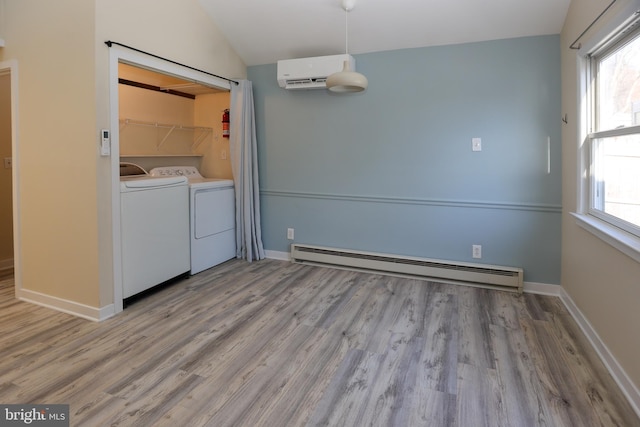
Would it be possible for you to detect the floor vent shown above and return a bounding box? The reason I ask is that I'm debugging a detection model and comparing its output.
[290,244,523,293]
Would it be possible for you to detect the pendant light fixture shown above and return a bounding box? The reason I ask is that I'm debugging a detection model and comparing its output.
[326,0,368,93]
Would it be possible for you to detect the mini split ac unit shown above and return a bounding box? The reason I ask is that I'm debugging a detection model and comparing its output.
[277,54,355,90]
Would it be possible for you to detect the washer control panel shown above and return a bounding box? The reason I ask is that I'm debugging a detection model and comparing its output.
[149,166,203,179]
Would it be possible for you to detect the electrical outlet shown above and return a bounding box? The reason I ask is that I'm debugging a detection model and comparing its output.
[287,228,294,240]
[220,150,227,160]
[472,245,482,259]
[3,157,11,169]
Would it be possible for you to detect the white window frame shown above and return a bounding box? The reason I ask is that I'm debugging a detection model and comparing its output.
[573,8,640,264]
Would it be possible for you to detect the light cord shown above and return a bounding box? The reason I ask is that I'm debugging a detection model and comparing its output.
[345,7,349,54]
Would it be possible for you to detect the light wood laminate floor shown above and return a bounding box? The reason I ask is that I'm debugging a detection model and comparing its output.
[0,259,638,426]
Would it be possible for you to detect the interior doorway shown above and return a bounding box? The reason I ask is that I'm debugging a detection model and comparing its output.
[0,60,20,290]
[0,70,12,276]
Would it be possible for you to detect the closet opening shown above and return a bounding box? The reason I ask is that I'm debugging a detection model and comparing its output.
[108,46,232,314]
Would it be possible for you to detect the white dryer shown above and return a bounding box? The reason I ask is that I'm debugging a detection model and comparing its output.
[150,166,236,274]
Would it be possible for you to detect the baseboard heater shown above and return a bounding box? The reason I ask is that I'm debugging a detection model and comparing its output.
[290,244,523,293]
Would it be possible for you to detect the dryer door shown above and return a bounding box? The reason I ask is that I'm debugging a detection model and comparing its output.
[194,187,235,239]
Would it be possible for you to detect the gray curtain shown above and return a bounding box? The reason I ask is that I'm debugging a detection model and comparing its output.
[229,80,265,262]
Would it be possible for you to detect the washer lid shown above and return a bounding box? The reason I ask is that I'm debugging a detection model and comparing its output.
[120,175,188,191]
[120,162,148,176]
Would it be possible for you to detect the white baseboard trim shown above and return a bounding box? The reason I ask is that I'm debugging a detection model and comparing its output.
[17,288,115,322]
[523,281,561,295]
[265,250,290,261]
[0,258,14,271]
[559,287,640,419]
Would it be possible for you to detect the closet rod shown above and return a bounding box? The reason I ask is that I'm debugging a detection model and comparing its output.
[570,0,617,49]
[104,40,239,85]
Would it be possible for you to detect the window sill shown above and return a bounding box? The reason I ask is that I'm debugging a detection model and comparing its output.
[571,213,640,264]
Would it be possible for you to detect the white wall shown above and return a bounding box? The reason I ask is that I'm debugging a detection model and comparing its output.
[1,0,100,306]
[0,0,245,313]
[118,85,196,155]
[194,92,232,179]
[561,0,640,394]
[118,82,232,178]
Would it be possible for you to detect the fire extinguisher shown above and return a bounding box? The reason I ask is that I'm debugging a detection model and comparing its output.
[222,109,230,138]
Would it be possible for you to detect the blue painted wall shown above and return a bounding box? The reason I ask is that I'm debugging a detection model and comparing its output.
[248,35,561,284]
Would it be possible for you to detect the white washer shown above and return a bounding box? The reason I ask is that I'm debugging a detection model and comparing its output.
[150,167,236,274]
[120,175,190,298]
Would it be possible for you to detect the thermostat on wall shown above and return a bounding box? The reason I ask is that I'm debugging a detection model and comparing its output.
[100,129,110,156]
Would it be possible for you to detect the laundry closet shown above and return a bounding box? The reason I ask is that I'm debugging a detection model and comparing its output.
[117,63,236,300]
[118,63,232,176]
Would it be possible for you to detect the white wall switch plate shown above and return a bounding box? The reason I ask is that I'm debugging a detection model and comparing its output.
[472,138,482,152]
[3,157,11,169]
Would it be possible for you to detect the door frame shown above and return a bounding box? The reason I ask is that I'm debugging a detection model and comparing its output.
[107,46,231,313]
[0,60,20,294]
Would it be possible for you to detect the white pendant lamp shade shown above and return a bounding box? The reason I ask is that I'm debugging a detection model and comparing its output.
[326,0,368,93]
[326,60,368,93]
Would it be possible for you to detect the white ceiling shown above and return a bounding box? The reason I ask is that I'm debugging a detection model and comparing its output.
[198,0,571,67]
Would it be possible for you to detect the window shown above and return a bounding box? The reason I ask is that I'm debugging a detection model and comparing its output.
[587,24,640,238]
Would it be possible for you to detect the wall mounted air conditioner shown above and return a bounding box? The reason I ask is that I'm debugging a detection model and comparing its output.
[277,54,355,90]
